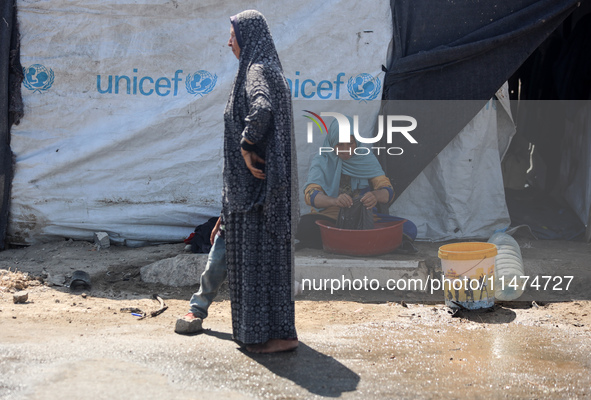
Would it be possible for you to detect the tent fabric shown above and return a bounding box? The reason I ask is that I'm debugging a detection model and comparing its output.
[390,84,516,241]
[385,0,580,101]
[0,0,21,250]
[510,9,591,238]
[514,11,591,196]
[559,104,591,228]
[380,0,580,199]
[9,0,391,245]
[4,0,587,246]
[553,13,591,100]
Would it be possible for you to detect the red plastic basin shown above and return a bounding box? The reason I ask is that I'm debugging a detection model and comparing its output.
[315,219,405,256]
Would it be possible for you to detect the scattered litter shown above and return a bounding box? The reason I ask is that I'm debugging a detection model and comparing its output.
[94,232,111,249]
[13,291,29,304]
[0,269,43,291]
[69,270,91,291]
[120,294,168,320]
[448,308,464,318]
[451,301,470,311]
[47,273,67,287]
[120,307,143,314]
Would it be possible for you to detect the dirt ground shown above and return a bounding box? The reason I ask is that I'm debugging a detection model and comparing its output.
[1,238,591,399]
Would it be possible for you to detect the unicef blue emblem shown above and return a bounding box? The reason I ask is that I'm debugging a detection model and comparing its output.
[347,73,381,101]
[23,64,55,93]
[185,70,217,97]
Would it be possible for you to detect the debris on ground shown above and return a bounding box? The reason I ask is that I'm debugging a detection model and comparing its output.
[0,269,43,292]
[120,294,168,319]
[69,270,92,291]
[93,231,111,249]
[13,291,29,304]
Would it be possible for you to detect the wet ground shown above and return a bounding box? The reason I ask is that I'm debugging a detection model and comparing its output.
[2,295,591,399]
[1,238,591,399]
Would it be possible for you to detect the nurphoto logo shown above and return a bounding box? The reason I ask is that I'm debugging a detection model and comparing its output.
[304,111,418,156]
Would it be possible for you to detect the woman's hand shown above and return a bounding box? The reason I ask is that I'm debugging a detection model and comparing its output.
[333,193,353,208]
[210,217,222,245]
[241,148,266,180]
[360,191,378,209]
[361,188,389,209]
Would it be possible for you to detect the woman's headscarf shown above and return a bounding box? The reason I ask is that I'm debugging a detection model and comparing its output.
[229,11,283,73]
[305,117,385,199]
[222,10,298,236]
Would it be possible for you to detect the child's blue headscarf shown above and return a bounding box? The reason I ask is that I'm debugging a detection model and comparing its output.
[304,117,385,199]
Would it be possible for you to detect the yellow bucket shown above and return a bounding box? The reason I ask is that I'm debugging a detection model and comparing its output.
[438,242,497,310]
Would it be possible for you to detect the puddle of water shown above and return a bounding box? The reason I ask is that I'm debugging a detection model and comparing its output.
[326,321,591,398]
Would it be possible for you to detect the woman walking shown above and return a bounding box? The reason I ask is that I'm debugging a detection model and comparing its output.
[223,10,298,353]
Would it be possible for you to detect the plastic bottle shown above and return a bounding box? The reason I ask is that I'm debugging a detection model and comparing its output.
[487,232,525,301]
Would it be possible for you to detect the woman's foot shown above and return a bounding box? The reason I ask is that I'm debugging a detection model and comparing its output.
[174,312,203,334]
[246,339,299,354]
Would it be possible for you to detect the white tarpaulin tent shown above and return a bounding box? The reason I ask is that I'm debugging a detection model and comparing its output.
[11,0,518,245]
[391,85,516,241]
[11,0,392,245]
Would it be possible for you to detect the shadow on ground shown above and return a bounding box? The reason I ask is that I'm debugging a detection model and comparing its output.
[448,304,517,323]
[241,342,360,397]
[198,329,360,397]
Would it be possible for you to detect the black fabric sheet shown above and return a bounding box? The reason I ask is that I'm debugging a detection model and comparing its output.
[0,0,20,250]
[381,0,580,198]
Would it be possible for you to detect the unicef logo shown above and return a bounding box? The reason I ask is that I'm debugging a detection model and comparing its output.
[23,64,55,93]
[185,70,217,97]
[347,73,381,101]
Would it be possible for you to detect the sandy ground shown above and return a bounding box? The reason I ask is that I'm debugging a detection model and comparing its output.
[1,238,591,399]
